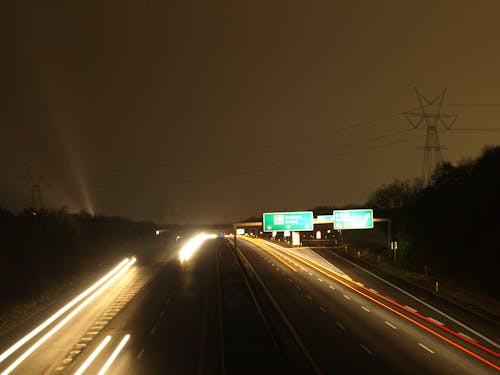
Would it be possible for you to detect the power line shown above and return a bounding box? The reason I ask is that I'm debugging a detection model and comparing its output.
[75,108,418,175]
[65,132,425,191]
[405,87,457,183]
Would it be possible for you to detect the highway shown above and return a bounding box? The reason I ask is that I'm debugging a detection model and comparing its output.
[235,236,500,374]
[0,233,498,374]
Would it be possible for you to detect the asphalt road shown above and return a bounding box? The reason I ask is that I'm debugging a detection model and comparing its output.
[1,234,498,374]
[235,236,499,374]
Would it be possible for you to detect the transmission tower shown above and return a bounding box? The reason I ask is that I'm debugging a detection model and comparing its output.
[404,87,457,182]
[17,174,46,211]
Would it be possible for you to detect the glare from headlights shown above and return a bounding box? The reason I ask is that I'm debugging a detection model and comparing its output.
[179,233,217,261]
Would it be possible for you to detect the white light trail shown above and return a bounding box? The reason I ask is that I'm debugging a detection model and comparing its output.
[74,335,111,375]
[97,334,130,375]
[179,233,217,261]
[1,258,136,375]
[0,258,130,364]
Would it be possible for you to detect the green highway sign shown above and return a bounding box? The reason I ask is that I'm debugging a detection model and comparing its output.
[333,209,374,230]
[263,211,313,232]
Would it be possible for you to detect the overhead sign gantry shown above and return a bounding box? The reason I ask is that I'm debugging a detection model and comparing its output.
[262,211,313,232]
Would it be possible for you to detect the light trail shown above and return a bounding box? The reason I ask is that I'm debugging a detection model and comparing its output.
[1,258,136,375]
[271,241,500,359]
[259,242,500,371]
[241,237,297,272]
[74,335,111,375]
[179,233,217,261]
[97,334,130,375]
[0,258,130,364]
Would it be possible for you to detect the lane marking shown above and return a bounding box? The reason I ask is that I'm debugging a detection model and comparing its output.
[343,294,351,300]
[0,258,131,365]
[404,305,417,312]
[320,306,327,313]
[360,344,372,355]
[160,310,165,318]
[318,278,323,282]
[328,251,500,349]
[356,282,365,287]
[361,306,370,312]
[288,278,293,282]
[150,326,157,335]
[428,317,444,326]
[308,272,313,276]
[296,285,302,290]
[328,285,336,290]
[272,247,500,368]
[306,295,312,301]
[369,288,378,293]
[336,321,345,330]
[385,321,397,330]
[418,342,435,354]
[458,332,477,342]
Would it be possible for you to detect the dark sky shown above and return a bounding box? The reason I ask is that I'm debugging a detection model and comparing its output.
[1,1,499,224]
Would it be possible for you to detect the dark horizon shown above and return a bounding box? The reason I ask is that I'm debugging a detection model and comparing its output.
[1,1,499,224]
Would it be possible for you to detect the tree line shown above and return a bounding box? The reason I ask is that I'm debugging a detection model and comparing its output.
[0,208,154,301]
[364,145,499,292]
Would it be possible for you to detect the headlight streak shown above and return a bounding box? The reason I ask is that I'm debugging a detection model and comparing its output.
[97,334,130,375]
[73,335,111,375]
[1,258,136,375]
[266,240,500,359]
[256,240,500,371]
[0,258,130,364]
[241,237,298,272]
[179,233,217,261]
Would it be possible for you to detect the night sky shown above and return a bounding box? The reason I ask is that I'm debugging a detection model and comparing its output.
[1,1,499,224]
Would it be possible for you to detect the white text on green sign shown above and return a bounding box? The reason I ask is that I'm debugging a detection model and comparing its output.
[263,211,313,232]
[333,209,374,230]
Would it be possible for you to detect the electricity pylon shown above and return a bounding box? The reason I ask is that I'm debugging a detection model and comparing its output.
[404,87,457,182]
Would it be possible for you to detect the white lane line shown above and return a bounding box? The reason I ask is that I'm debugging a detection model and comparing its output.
[458,332,477,342]
[418,342,435,354]
[369,288,378,293]
[150,325,157,335]
[306,295,312,301]
[308,272,313,276]
[328,285,336,290]
[160,310,165,318]
[328,251,500,349]
[360,344,372,355]
[296,285,302,290]
[361,306,370,312]
[385,321,397,330]
[404,305,418,312]
[288,278,293,282]
[336,321,345,330]
[137,348,144,359]
[427,317,444,326]
[320,306,327,313]
[343,294,351,300]
[318,278,323,282]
